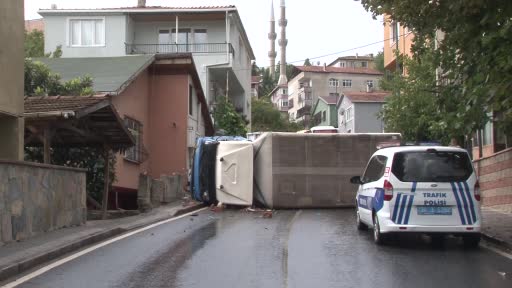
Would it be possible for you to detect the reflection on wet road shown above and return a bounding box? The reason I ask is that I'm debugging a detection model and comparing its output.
[15,209,512,288]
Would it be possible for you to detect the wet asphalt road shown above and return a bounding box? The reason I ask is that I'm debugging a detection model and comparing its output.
[11,209,512,288]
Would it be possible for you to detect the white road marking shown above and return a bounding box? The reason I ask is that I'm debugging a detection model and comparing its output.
[480,242,512,261]
[1,207,208,288]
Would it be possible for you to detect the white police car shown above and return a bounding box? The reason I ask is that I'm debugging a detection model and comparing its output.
[350,146,481,247]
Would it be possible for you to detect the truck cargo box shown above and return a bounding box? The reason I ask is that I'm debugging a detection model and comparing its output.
[252,132,401,209]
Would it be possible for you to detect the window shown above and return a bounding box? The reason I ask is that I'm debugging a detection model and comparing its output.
[391,151,473,182]
[339,62,346,68]
[69,18,104,46]
[366,80,374,88]
[124,117,142,163]
[322,111,326,121]
[345,106,353,122]
[329,92,340,97]
[281,88,287,95]
[189,85,193,116]
[361,61,368,68]
[362,155,388,183]
[329,78,339,87]
[282,100,289,107]
[342,79,352,87]
[289,99,294,108]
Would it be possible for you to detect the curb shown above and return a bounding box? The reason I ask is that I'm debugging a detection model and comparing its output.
[481,232,512,252]
[0,203,205,283]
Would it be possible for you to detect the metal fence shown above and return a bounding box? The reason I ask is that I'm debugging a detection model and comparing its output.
[125,43,235,55]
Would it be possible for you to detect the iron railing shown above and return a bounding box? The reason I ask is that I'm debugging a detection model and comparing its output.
[125,43,235,55]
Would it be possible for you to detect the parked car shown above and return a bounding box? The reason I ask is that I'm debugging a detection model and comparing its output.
[350,145,481,247]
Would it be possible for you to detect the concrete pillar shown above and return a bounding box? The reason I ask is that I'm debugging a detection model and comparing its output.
[137,174,153,212]
[0,0,25,160]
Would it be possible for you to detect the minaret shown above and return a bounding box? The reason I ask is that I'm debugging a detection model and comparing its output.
[277,0,288,86]
[268,0,277,78]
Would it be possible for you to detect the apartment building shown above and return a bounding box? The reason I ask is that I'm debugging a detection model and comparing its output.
[38,4,255,126]
[328,54,376,70]
[286,65,383,125]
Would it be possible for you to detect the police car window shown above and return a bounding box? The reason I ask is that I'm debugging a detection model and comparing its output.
[362,155,388,183]
[391,151,473,182]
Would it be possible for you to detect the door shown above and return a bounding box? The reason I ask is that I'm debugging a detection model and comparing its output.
[389,150,477,226]
[157,29,171,53]
[358,155,388,225]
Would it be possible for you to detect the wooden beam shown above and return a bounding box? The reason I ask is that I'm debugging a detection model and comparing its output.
[102,145,111,220]
[76,100,110,119]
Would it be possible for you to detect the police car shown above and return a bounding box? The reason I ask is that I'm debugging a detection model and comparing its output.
[350,145,481,247]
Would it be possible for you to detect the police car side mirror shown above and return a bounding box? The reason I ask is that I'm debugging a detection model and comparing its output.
[350,176,363,185]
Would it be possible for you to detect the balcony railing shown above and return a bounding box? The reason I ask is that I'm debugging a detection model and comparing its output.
[125,43,235,55]
[297,105,312,118]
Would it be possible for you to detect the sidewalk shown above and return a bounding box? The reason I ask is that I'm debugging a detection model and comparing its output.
[0,201,204,282]
[481,204,512,251]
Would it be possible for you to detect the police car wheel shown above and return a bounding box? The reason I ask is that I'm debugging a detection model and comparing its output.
[463,234,481,249]
[373,214,385,245]
[356,209,367,230]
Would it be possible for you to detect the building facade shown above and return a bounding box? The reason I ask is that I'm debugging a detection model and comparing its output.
[286,65,384,126]
[310,96,338,127]
[328,54,376,70]
[383,14,414,74]
[337,91,389,133]
[38,5,255,127]
[0,0,24,160]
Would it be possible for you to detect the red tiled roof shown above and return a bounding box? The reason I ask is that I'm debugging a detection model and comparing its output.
[319,96,338,105]
[25,19,44,32]
[24,95,108,114]
[342,91,390,103]
[295,66,383,75]
[39,5,235,11]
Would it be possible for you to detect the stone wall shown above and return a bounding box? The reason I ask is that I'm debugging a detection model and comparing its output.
[0,161,86,244]
[137,174,183,212]
[474,148,512,206]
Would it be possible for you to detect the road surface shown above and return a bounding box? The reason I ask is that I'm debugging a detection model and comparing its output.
[6,208,512,288]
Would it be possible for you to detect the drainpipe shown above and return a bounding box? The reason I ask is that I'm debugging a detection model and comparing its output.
[226,11,231,62]
[24,111,76,119]
[175,15,179,47]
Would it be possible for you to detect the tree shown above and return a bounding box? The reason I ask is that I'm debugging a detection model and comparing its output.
[303,58,312,66]
[379,47,449,143]
[24,30,45,58]
[374,51,384,72]
[214,97,248,136]
[259,67,277,97]
[251,97,304,132]
[25,29,62,58]
[251,61,259,76]
[361,0,512,136]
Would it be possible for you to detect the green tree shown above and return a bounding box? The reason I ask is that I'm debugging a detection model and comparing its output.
[374,51,384,72]
[303,58,312,66]
[251,61,259,76]
[251,97,304,132]
[259,67,277,97]
[214,97,248,136]
[24,30,45,58]
[361,0,512,136]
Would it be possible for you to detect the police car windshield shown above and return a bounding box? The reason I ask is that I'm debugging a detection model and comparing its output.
[391,151,473,182]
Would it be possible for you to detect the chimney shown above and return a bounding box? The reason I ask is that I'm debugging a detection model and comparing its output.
[51,4,57,9]
[323,63,326,71]
[137,0,146,7]
[369,53,374,58]
[356,53,359,58]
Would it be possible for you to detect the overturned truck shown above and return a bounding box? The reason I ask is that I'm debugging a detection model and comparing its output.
[252,132,401,209]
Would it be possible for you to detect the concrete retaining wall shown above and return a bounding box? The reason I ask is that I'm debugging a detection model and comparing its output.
[0,160,86,244]
[137,174,183,212]
[474,148,512,206]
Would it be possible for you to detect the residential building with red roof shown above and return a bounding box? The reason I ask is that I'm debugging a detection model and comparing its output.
[286,64,384,126]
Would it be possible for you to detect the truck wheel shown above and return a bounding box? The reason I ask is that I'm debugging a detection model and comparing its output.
[356,208,368,231]
[373,214,386,245]
[463,234,481,249]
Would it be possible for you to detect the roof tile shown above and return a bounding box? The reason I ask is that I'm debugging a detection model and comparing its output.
[25,95,108,114]
[342,91,390,103]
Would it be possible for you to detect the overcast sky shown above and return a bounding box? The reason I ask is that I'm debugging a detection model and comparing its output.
[24,0,384,68]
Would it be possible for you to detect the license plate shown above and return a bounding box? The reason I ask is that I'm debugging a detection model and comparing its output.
[417,206,452,215]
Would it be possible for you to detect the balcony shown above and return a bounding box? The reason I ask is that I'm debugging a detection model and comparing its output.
[125,43,235,55]
[296,105,312,118]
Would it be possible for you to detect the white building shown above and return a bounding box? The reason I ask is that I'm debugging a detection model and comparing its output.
[39,4,255,126]
[287,65,384,125]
